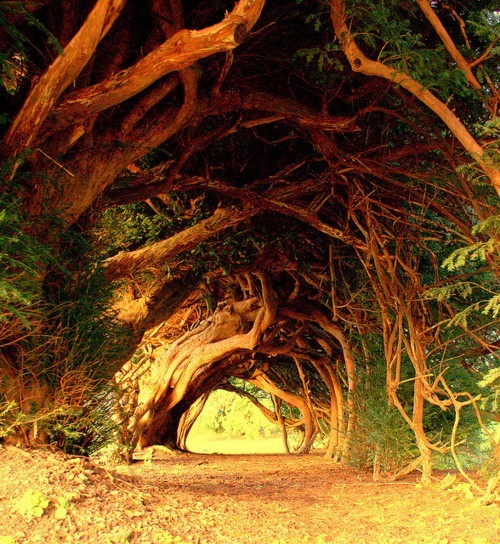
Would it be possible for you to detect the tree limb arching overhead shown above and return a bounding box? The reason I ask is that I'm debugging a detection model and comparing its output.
[330,0,500,195]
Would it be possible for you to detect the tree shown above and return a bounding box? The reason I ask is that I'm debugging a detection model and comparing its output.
[331,0,499,193]
[1,0,498,488]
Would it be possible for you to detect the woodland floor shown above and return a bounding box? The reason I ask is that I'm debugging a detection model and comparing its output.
[0,444,498,544]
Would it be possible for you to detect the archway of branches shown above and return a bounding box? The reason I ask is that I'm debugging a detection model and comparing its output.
[1,0,498,489]
[110,176,497,484]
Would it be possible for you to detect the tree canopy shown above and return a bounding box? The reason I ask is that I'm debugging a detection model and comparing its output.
[0,0,498,488]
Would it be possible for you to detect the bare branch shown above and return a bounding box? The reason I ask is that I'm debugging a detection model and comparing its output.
[48,0,265,131]
[1,0,127,165]
[415,0,493,113]
[330,0,500,195]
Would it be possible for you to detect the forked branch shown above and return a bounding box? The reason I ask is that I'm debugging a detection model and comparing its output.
[330,0,500,194]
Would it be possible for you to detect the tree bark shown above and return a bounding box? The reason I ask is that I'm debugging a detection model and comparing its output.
[249,369,318,453]
[272,395,290,454]
[104,203,257,280]
[281,305,356,459]
[415,0,493,113]
[177,392,210,450]
[330,0,500,195]
[47,0,265,132]
[1,0,127,166]
[129,274,277,450]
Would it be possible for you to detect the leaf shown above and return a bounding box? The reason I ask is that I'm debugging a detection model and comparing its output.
[32,506,44,517]
[441,239,495,271]
[54,506,68,519]
[482,294,500,318]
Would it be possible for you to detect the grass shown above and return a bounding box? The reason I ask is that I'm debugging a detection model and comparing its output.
[186,433,286,454]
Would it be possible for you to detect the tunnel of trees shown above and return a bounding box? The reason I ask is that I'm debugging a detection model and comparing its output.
[0,0,498,488]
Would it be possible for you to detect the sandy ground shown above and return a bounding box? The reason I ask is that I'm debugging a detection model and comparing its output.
[0,443,498,544]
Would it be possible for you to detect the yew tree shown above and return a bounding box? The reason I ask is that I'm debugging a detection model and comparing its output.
[1,0,498,485]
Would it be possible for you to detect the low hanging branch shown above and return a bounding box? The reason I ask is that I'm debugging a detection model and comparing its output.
[1,0,127,166]
[330,0,500,195]
[46,0,265,133]
[103,202,258,280]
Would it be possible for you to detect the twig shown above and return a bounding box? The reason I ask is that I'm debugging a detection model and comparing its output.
[36,148,75,177]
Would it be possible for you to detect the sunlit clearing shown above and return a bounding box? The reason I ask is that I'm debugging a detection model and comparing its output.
[186,389,286,454]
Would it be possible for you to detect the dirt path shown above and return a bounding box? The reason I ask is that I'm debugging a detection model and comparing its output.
[0,446,497,544]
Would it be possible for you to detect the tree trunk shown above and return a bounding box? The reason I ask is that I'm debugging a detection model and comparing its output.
[122,273,278,452]
[272,395,290,454]
[177,392,210,450]
[138,401,188,450]
[1,0,127,166]
[414,379,433,485]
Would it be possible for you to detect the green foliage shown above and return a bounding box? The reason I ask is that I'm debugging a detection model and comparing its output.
[349,358,418,473]
[14,489,75,521]
[94,194,210,258]
[346,0,492,103]
[184,215,294,278]
[350,0,421,53]
[295,43,344,84]
[477,118,500,160]
[0,3,60,54]
[425,282,498,328]
[0,402,18,439]
[399,49,473,101]
[478,368,500,417]
[15,490,50,519]
[0,192,131,454]
[96,203,171,256]
[0,194,52,323]
[189,388,278,440]
[95,194,274,281]
[424,211,499,327]
[45,406,93,454]
[53,493,76,520]
[155,532,189,544]
[0,2,61,95]
[51,265,134,380]
[467,9,500,47]
[441,240,496,271]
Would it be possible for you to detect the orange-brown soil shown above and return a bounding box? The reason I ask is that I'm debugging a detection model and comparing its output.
[0,445,497,544]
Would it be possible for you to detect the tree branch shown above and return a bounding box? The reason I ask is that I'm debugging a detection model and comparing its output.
[47,0,265,132]
[103,202,258,280]
[330,0,500,195]
[415,0,493,113]
[1,0,127,166]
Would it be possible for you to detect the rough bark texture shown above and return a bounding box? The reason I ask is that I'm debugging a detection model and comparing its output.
[104,204,257,280]
[1,0,127,164]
